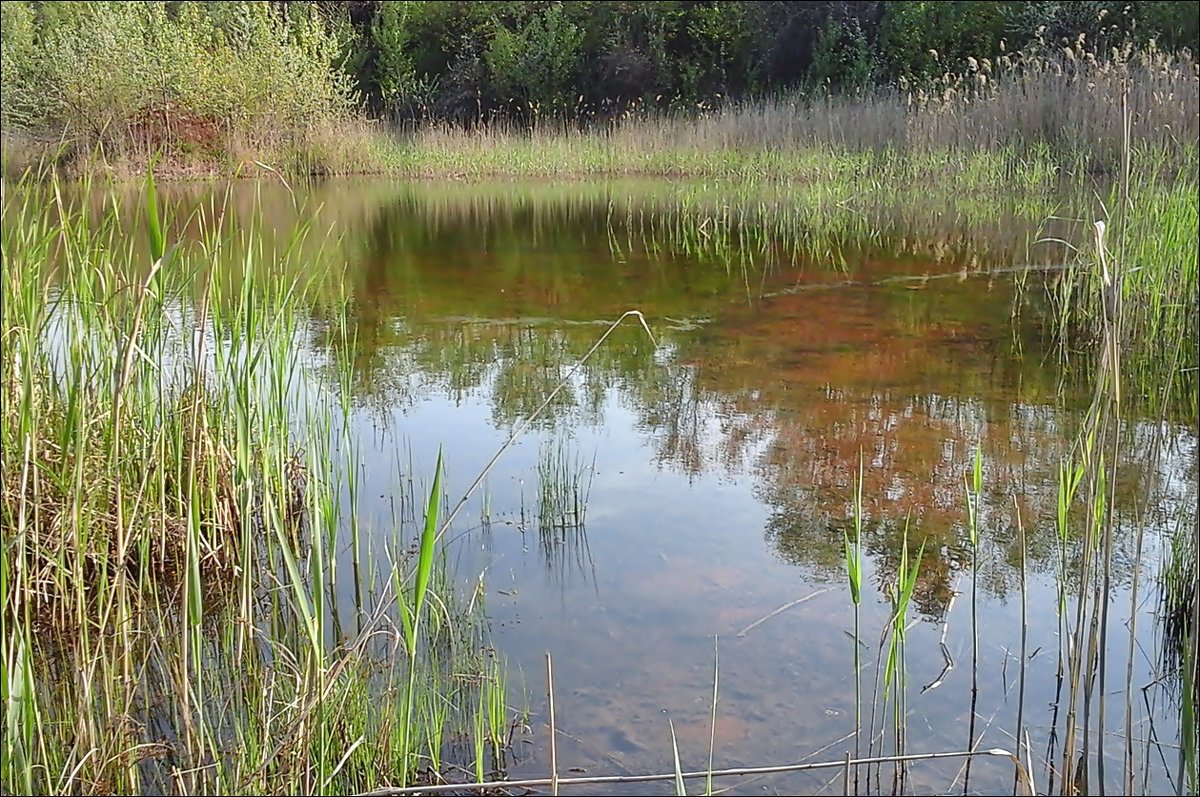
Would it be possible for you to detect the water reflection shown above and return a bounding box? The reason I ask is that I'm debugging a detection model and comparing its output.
[310,183,1195,623]
[32,176,1194,794]
[302,182,1192,793]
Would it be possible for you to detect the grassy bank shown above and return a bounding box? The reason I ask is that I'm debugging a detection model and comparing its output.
[4,33,1196,182]
[354,39,1196,181]
[0,178,512,794]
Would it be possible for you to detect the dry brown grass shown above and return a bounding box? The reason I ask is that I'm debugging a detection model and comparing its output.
[386,42,1198,179]
[3,382,222,624]
[604,41,1197,168]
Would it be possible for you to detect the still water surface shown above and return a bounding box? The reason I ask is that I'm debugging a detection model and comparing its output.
[99,179,1200,793]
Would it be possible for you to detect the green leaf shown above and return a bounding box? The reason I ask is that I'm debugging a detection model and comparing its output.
[972,445,983,495]
[412,448,443,639]
[669,718,687,796]
[145,168,165,264]
[843,533,861,605]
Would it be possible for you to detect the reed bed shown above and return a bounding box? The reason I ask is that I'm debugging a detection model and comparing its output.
[356,42,1198,181]
[8,40,1193,186]
[323,151,1195,403]
[0,175,512,794]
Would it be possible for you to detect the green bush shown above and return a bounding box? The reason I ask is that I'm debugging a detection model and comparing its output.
[486,2,584,112]
[879,1,1008,83]
[0,1,40,130]
[810,15,876,93]
[0,1,352,162]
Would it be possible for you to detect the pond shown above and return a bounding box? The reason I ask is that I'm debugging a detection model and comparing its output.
[20,177,1199,795]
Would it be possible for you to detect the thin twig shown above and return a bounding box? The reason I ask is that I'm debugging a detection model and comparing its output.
[948,705,1002,793]
[711,730,855,796]
[1024,728,1036,797]
[547,652,558,797]
[355,748,1032,796]
[735,588,829,638]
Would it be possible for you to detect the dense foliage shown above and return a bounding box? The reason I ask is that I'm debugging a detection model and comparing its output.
[1,1,1196,166]
[1,1,351,168]
[332,0,1199,120]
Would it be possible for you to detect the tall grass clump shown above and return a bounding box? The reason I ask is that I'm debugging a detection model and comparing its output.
[1043,86,1199,408]
[359,39,1198,183]
[1042,186,1196,796]
[863,517,924,794]
[1160,511,1199,796]
[537,438,594,531]
[534,438,595,582]
[0,174,511,794]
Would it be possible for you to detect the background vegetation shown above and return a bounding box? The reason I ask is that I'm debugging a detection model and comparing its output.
[335,0,1198,120]
[1,1,1197,175]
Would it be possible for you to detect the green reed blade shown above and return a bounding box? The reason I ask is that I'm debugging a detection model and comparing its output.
[412,448,444,649]
[3,631,33,794]
[843,533,862,606]
[898,540,926,631]
[144,169,165,264]
[669,718,686,796]
[1183,627,1197,795]
[707,636,719,797]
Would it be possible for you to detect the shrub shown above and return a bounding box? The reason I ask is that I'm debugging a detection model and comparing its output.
[0,1,352,167]
[486,2,584,113]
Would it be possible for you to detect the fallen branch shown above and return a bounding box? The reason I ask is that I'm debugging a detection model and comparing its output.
[356,747,1035,796]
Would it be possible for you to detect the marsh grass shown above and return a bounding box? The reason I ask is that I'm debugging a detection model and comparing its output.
[0,174,512,794]
[1182,619,1199,795]
[536,439,594,532]
[859,517,926,794]
[7,39,1195,187]
[3,104,1195,796]
[339,41,1196,183]
[1035,181,1198,796]
[1043,151,1199,396]
[535,439,596,584]
[324,145,1194,401]
[1162,520,1199,679]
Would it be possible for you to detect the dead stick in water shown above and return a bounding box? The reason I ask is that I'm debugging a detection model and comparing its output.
[736,588,829,638]
[922,578,959,693]
[712,729,856,795]
[547,652,558,797]
[356,748,1034,796]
